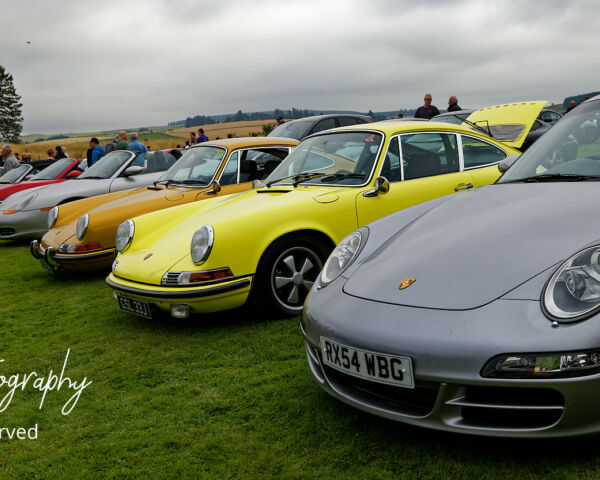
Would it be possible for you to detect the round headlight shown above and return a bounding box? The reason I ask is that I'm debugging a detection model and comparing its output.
[115,219,135,252]
[320,227,369,286]
[76,214,89,240]
[190,225,214,264]
[543,245,600,322]
[47,206,59,229]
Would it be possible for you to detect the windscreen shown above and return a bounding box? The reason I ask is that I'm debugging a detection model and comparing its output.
[78,151,132,179]
[0,165,30,183]
[500,101,600,182]
[30,158,74,180]
[264,131,383,186]
[158,146,226,186]
[267,121,313,140]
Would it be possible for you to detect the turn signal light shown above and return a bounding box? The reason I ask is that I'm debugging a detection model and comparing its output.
[3,210,19,215]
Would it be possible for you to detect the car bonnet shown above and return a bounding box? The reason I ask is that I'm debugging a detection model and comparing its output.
[465,101,546,150]
[343,183,600,310]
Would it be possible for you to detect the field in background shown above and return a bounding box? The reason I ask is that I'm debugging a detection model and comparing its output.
[11,120,275,160]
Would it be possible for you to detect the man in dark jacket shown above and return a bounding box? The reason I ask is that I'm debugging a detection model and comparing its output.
[414,94,440,119]
[447,96,462,112]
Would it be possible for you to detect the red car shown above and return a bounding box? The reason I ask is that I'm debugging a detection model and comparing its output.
[0,158,83,202]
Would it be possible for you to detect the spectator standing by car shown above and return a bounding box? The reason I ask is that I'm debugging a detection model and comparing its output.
[447,96,462,112]
[1,144,19,172]
[55,146,67,160]
[197,128,209,143]
[116,131,129,150]
[414,94,440,119]
[89,138,105,166]
[129,132,148,153]
[46,148,56,161]
[189,132,197,145]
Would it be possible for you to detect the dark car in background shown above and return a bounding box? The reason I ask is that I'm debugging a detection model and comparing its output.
[267,114,372,140]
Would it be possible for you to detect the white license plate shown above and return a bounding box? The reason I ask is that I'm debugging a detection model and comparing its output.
[117,294,153,319]
[320,337,414,389]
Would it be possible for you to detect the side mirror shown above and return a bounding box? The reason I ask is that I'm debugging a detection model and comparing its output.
[123,165,144,177]
[498,154,521,173]
[363,176,390,197]
[67,170,81,178]
[204,180,221,195]
[252,179,263,189]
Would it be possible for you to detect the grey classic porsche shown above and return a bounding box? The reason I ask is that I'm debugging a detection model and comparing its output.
[0,149,179,240]
[302,96,600,437]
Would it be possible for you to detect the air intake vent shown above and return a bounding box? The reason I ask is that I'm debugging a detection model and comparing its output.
[0,228,15,237]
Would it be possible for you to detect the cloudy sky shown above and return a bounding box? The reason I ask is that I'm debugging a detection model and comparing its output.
[2,0,598,134]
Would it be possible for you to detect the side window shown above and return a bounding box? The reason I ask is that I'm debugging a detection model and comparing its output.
[309,118,336,135]
[243,148,290,180]
[145,151,171,173]
[219,151,239,186]
[337,117,360,127]
[401,133,459,180]
[130,152,147,169]
[461,135,506,169]
[380,137,401,182]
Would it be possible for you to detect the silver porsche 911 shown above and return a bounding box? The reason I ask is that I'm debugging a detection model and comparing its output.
[0,149,179,240]
[302,96,600,437]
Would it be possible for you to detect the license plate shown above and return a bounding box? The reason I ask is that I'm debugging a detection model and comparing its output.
[320,337,414,389]
[117,294,153,319]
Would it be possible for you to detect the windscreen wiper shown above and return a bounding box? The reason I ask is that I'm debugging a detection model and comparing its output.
[266,172,324,188]
[316,173,366,183]
[503,173,600,183]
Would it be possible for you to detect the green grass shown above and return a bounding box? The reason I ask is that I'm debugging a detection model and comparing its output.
[1,242,600,479]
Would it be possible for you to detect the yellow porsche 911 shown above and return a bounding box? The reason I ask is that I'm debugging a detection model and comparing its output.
[31,137,298,272]
[106,102,544,318]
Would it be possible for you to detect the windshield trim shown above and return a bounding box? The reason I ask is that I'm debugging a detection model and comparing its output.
[78,151,135,180]
[264,129,385,188]
[163,145,228,187]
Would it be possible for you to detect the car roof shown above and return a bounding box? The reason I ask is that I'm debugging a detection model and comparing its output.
[281,114,373,125]
[189,137,299,149]
[320,119,494,138]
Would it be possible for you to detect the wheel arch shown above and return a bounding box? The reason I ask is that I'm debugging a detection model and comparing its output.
[257,228,336,268]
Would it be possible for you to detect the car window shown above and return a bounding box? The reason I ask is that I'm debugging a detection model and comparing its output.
[161,146,226,186]
[500,103,600,180]
[401,133,460,180]
[30,158,72,180]
[309,118,336,135]
[267,120,312,140]
[541,111,561,124]
[461,136,507,169]
[219,151,239,186]
[78,151,131,179]
[338,117,361,127]
[380,137,401,182]
[265,132,382,186]
[242,147,290,181]
[0,164,30,183]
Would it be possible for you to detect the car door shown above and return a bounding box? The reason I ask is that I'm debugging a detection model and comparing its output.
[355,132,473,226]
[108,151,170,192]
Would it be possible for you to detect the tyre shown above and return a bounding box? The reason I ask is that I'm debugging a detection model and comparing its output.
[254,234,331,317]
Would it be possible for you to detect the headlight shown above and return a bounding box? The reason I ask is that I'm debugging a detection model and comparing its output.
[320,227,369,286]
[543,245,600,322]
[482,351,600,378]
[47,206,59,229]
[76,214,89,240]
[115,219,135,252]
[13,193,38,211]
[190,225,214,264]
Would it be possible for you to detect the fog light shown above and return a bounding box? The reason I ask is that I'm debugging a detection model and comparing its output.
[482,351,600,378]
[59,243,102,253]
[171,305,190,319]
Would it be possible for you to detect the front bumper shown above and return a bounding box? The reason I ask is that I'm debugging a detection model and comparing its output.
[301,277,600,438]
[31,240,116,272]
[106,272,253,315]
[0,209,48,240]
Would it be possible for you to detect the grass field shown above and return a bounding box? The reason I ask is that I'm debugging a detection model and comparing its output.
[0,242,600,479]
[12,121,274,161]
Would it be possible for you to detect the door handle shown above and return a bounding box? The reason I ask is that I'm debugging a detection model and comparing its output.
[454,183,473,192]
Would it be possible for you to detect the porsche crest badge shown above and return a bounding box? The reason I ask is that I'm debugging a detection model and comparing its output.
[398,278,416,290]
